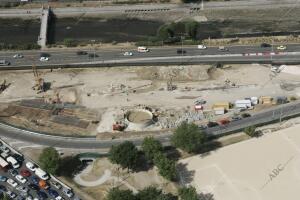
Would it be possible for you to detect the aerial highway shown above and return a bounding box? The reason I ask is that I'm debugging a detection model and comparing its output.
[1,44,300,69]
[0,100,299,150]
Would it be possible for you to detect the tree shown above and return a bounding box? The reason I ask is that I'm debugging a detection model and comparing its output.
[38,147,60,174]
[171,122,206,153]
[58,155,83,177]
[63,38,78,47]
[154,153,177,181]
[106,187,136,200]
[137,186,176,200]
[185,21,199,40]
[109,141,140,170]
[157,25,175,40]
[142,137,163,162]
[244,126,259,137]
[178,186,198,200]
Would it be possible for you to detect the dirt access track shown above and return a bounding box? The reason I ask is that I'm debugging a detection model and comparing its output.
[179,124,300,200]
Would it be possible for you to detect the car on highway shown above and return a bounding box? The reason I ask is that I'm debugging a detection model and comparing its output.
[37,191,48,200]
[0,145,10,153]
[123,51,133,56]
[28,183,39,191]
[76,51,88,55]
[177,49,186,54]
[16,185,29,193]
[207,121,219,128]
[197,44,207,49]
[7,178,18,187]
[218,46,229,51]
[0,60,10,66]
[50,180,62,190]
[0,175,7,182]
[8,169,18,177]
[277,45,287,50]
[16,175,27,184]
[26,162,37,171]
[241,113,251,118]
[39,57,49,62]
[63,188,74,198]
[260,43,271,48]
[231,116,242,121]
[20,169,31,177]
[6,190,17,198]
[137,46,149,53]
[13,54,24,59]
[88,53,99,58]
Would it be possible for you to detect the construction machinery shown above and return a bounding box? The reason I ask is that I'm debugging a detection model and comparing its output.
[32,65,45,93]
[0,79,9,94]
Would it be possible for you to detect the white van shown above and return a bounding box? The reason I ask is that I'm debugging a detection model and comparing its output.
[6,156,20,169]
[35,168,49,180]
[137,46,149,53]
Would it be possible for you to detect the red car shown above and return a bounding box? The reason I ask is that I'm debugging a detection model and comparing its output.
[20,169,31,177]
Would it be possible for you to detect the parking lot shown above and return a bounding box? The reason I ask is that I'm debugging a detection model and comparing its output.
[0,139,80,200]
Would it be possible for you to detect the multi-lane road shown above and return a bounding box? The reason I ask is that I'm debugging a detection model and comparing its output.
[2,44,300,69]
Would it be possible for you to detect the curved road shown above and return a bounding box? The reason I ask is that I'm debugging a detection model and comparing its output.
[0,101,300,150]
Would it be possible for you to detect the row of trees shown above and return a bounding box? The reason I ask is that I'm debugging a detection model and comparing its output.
[0,43,40,51]
[38,147,83,177]
[107,186,199,200]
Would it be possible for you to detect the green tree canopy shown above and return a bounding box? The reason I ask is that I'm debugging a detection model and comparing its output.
[178,186,198,200]
[154,153,177,181]
[137,186,177,200]
[185,21,199,40]
[106,187,136,200]
[142,137,163,162]
[109,141,140,170]
[171,122,206,153]
[58,155,83,177]
[38,147,60,174]
[244,126,258,137]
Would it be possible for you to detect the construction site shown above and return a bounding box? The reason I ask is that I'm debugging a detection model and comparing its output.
[0,63,299,138]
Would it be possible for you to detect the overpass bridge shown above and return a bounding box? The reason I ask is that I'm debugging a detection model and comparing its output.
[37,6,50,48]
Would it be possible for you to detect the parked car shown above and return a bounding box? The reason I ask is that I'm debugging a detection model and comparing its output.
[6,190,17,198]
[261,43,271,48]
[37,191,48,200]
[7,178,18,187]
[35,168,49,180]
[63,188,74,198]
[39,180,49,189]
[16,175,27,184]
[0,185,6,192]
[16,185,29,193]
[55,196,65,200]
[50,180,62,190]
[123,51,133,56]
[12,154,24,163]
[20,169,31,177]
[0,145,10,153]
[8,169,18,177]
[26,162,37,171]
[28,184,39,191]
[0,175,7,182]
[13,54,24,59]
[176,49,186,54]
[31,176,40,185]
[48,188,59,198]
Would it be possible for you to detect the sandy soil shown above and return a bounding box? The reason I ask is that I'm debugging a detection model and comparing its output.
[179,123,300,200]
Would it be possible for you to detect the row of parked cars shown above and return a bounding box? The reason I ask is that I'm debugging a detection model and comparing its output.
[0,141,78,200]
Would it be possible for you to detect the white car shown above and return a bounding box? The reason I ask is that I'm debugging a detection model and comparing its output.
[277,45,287,50]
[123,51,133,56]
[63,188,74,198]
[56,196,65,200]
[40,57,49,61]
[16,175,27,184]
[26,162,37,171]
[7,178,18,187]
[13,54,23,58]
[16,185,29,193]
[197,44,207,49]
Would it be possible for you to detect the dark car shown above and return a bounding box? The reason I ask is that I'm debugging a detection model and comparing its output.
[9,169,18,177]
[48,188,59,198]
[31,176,40,185]
[88,53,99,58]
[76,51,88,55]
[207,121,219,128]
[28,184,39,191]
[37,191,48,200]
[260,43,271,48]
[176,49,186,54]
[12,154,24,163]
[231,116,242,121]
[241,113,251,118]
[0,185,6,192]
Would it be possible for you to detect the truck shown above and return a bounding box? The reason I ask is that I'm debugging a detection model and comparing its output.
[137,46,149,53]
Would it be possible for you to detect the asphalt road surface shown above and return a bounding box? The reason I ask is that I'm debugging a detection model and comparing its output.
[0,101,299,150]
[1,44,300,69]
